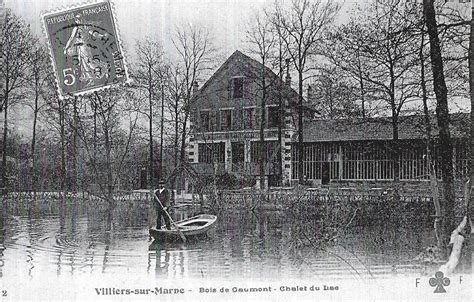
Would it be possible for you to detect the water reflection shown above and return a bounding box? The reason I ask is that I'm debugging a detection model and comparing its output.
[0,197,446,282]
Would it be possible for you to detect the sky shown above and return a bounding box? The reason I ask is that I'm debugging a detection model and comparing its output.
[6,0,272,58]
[5,0,358,58]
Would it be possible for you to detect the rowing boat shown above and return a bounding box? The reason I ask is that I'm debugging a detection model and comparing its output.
[149,214,217,241]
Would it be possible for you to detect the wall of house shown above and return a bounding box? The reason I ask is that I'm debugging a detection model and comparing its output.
[187,51,297,188]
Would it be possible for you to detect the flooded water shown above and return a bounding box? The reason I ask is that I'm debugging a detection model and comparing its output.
[0,197,445,283]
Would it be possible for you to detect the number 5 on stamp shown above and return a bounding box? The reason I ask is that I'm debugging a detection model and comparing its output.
[42,1,129,98]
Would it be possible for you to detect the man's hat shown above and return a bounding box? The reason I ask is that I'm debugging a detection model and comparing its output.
[158,180,166,185]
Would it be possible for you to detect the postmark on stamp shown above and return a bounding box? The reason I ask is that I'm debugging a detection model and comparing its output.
[42,1,129,98]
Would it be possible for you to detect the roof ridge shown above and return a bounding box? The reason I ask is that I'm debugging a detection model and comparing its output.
[196,49,297,98]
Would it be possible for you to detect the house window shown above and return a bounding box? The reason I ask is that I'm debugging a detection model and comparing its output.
[198,142,225,163]
[250,141,280,175]
[251,141,278,163]
[231,77,244,99]
[243,107,254,129]
[267,106,280,128]
[231,142,245,172]
[200,110,211,132]
[220,109,233,131]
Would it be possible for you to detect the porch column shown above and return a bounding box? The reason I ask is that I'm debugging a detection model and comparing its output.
[244,140,251,174]
[225,140,232,172]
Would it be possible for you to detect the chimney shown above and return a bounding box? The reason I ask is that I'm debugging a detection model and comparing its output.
[192,81,199,96]
[285,59,291,86]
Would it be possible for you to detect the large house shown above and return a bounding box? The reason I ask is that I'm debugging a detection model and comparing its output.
[187,50,469,188]
[187,50,307,187]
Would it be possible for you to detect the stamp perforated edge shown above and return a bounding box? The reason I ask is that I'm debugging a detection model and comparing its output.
[40,0,132,100]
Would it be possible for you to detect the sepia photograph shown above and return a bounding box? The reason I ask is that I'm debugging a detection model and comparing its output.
[0,0,472,301]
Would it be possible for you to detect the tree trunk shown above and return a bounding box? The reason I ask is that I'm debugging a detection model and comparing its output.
[423,0,456,254]
[172,99,179,204]
[468,5,474,250]
[159,86,164,180]
[297,70,304,184]
[93,103,97,158]
[178,111,190,194]
[179,112,188,166]
[59,102,66,192]
[31,93,38,195]
[420,27,442,248]
[72,96,78,192]
[278,52,283,186]
[391,111,400,183]
[1,91,8,193]
[149,87,154,189]
[174,104,179,170]
[148,67,154,189]
[259,61,267,190]
[103,106,114,206]
[357,51,366,119]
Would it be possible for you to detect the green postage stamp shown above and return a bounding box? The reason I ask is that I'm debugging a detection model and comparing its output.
[42,1,129,98]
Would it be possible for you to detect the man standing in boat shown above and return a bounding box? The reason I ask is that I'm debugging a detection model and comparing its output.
[154,180,172,230]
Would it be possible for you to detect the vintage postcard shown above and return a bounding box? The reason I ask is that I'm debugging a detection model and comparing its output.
[0,0,472,301]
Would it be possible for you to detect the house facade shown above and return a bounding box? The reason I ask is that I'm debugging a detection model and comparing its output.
[187,50,469,189]
[187,50,302,187]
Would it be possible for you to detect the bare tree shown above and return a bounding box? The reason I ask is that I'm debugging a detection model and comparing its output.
[168,24,217,193]
[271,0,340,184]
[24,44,49,194]
[0,9,33,191]
[470,0,474,239]
[311,65,363,119]
[72,88,140,205]
[328,0,421,183]
[41,68,72,192]
[166,63,185,177]
[246,13,278,189]
[134,38,166,187]
[423,0,456,254]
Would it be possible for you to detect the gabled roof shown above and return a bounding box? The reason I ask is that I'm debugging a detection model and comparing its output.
[296,113,469,142]
[196,50,300,102]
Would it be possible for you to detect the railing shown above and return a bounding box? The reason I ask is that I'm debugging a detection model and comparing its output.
[248,162,280,175]
[191,163,226,175]
[292,158,470,181]
[191,162,281,175]
[5,190,152,202]
[6,191,88,199]
[217,188,466,216]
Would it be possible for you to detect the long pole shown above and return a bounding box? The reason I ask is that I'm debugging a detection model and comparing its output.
[152,190,186,242]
